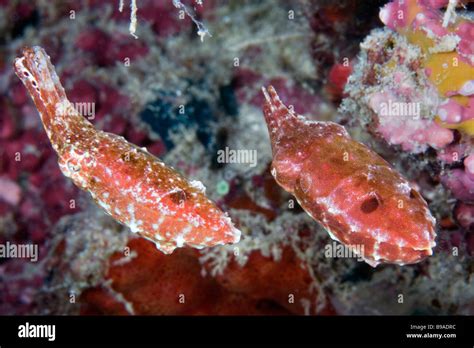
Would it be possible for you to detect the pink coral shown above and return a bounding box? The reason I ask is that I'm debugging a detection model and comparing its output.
[326,62,353,101]
[456,21,474,64]
[379,0,409,30]
[441,168,474,202]
[368,91,454,152]
[0,176,22,206]
[75,29,149,67]
[464,154,474,179]
[437,143,467,163]
[454,202,474,230]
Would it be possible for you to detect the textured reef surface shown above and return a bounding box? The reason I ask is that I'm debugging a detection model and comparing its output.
[1,0,474,315]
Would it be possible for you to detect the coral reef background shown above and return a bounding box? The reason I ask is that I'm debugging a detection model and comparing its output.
[1,0,474,315]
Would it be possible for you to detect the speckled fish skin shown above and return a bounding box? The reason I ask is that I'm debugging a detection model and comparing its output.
[261,86,436,266]
[13,46,241,254]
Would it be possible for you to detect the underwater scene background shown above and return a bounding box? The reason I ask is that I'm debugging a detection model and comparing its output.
[1,0,474,316]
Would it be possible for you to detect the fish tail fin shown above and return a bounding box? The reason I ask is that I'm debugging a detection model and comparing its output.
[14,46,67,109]
[14,46,88,147]
[261,85,294,124]
[261,85,299,135]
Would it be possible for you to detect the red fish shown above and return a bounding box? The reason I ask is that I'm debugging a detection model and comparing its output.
[13,46,240,254]
[261,86,436,266]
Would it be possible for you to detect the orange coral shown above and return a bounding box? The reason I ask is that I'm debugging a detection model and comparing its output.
[79,238,298,315]
[208,246,335,315]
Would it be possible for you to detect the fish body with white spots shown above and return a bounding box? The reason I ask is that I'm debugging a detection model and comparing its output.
[14,46,240,253]
[261,86,436,266]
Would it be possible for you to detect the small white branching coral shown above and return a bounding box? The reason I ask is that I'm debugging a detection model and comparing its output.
[119,0,139,39]
[119,0,211,41]
[172,0,211,41]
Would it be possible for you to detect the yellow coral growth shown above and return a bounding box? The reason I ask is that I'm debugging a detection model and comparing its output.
[435,117,474,135]
[393,1,474,134]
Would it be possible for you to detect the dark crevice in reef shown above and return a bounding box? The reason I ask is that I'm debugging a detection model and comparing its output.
[10,8,40,43]
[340,262,375,283]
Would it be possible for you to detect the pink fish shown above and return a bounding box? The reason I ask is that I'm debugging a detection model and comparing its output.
[14,46,240,254]
[262,86,436,266]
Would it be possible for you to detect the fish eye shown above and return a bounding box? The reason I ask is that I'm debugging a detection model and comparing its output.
[169,189,187,206]
[409,189,419,199]
[361,195,380,214]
